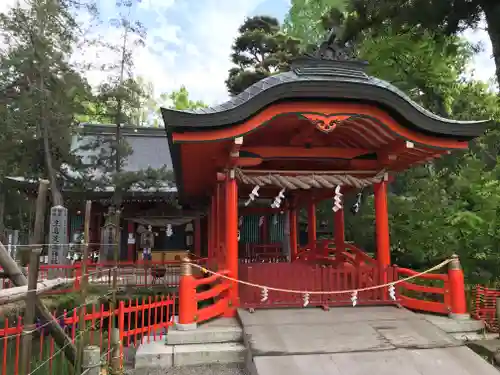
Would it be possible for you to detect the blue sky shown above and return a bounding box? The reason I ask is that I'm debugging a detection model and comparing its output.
[0,0,496,105]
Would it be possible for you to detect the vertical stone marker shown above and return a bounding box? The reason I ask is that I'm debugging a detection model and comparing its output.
[48,205,68,277]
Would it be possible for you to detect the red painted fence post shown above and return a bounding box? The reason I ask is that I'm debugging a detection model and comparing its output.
[448,254,468,319]
[74,264,81,292]
[178,257,197,327]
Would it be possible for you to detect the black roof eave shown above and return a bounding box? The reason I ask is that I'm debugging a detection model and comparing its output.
[161,78,490,140]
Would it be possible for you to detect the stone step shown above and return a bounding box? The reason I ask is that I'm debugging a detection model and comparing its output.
[422,314,485,334]
[173,342,246,367]
[134,341,246,370]
[167,317,243,345]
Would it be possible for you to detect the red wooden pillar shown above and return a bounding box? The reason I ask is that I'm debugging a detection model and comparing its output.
[194,217,201,258]
[307,200,317,248]
[374,180,391,269]
[225,170,239,314]
[289,208,298,261]
[334,208,345,253]
[217,182,225,268]
[448,255,467,317]
[211,193,217,262]
[127,221,135,262]
[207,198,213,260]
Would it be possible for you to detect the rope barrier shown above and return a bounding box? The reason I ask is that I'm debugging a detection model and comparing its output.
[188,258,453,295]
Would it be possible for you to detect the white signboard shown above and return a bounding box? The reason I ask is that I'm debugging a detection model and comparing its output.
[48,205,68,265]
[127,233,136,245]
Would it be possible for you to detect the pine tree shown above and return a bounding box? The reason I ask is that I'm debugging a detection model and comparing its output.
[225,16,301,96]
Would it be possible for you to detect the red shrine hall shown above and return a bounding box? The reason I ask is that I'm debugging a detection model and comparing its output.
[161,44,489,322]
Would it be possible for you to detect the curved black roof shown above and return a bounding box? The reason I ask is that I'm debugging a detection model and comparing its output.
[161,57,490,141]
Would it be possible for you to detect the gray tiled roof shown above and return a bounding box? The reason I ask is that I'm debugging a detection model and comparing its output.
[161,58,490,139]
[72,126,172,172]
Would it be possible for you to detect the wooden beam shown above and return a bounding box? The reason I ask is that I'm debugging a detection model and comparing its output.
[0,277,72,305]
[378,140,414,166]
[229,136,244,167]
[241,146,372,160]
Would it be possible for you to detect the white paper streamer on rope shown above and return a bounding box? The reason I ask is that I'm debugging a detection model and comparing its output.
[245,185,260,206]
[351,291,358,307]
[303,293,310,307]
[238,216,244,227]
[259,216,264,227]
[388,284,396,300]
[166,224,173,237]
[271,188,285,209]
[272,214,278,225]
[261,287,269,302]
[332,185,343,212]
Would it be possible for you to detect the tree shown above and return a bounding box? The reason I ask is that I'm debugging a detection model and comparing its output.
[0,0,94,206]
[336,0,500,87]
[225,16,301,96]
[283,0,347,48]
[75,0,174,206]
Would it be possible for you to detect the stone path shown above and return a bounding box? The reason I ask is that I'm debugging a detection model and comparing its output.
[238,306,499,375]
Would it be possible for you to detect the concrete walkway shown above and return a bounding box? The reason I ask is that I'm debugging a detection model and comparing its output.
[238,306,498,375]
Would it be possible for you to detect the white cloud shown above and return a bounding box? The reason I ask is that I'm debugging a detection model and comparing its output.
[462,20,497,84]
[129,0,267,105]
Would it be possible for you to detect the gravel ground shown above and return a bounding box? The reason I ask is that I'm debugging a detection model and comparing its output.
[125,363,249,375]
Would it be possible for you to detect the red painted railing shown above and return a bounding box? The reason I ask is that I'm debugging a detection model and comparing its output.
[472,285,500,332]
[0,295,176,375]
[0,259,209,295]
[395,266,450,314]
[296,240,376,267]
[179,266,233,325]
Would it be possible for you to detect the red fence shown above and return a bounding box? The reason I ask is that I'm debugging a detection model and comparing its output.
[239,263,399,308]
[0,259,208,295]
[0,295,176,375]
[472,286,500,332]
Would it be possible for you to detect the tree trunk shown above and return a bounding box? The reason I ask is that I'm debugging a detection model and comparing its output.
[482,1,500,90]
[42,117,64,206]
[0,185,5,243]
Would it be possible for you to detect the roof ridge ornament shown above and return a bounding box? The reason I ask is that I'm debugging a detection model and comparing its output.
[291,26,368,79]
[308,26,355,61]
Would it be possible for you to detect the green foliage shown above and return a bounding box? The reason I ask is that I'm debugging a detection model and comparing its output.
[225,15,301,96]
[283,0,348,48]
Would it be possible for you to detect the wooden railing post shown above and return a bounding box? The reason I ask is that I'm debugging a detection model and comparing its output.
[448,254,468,319]
[178,257,197,329]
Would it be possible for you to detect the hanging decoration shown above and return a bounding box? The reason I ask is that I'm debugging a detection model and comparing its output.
[261,287,268,302]
[166,224,173,237]
[388,284,396,301]
[238,216,244,227]
[303,293,310,307]
[351,291,358,306]
[271,188,285,209]
[351,190,363,215]
[332,185,343,212]
[237,230,241,242]
[272,214,278,225]
[245,185,260,206]
[259,216,264,227]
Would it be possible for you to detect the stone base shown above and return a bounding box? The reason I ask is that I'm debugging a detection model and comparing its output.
[171,315,198,331]
[449,313,471,321]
